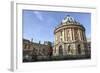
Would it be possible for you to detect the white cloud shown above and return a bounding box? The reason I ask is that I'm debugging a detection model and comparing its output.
[33,11,44,21]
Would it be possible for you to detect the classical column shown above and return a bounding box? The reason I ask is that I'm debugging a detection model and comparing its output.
[71,28,73,40]
[83,31,87,41]
[66,29,68,41]
[64,29,66,41]
[70,28,72,41]
[78,29,81,40]
[54,34,56,44]
[80,30,83,40]
[62,29,64,41]
[82,31,84,41]
[73,28,75,41]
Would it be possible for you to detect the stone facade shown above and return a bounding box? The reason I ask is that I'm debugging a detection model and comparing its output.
[53,15,89,56]
[23,39,53,61]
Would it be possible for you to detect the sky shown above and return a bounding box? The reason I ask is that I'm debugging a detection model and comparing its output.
[23,10,91,43]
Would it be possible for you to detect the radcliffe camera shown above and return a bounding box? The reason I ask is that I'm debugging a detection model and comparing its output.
[22,10,91,62]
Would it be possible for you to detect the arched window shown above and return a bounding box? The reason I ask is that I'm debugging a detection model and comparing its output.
[77,44,81,54]
[68,45,71,53]
[59,45,63,56]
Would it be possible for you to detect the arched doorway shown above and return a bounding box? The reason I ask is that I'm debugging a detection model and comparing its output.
[77,44,81,54]
[59,45,63,56]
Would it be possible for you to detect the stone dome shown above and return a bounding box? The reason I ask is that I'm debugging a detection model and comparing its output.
[54,15,85,33]
[61,15,80,25]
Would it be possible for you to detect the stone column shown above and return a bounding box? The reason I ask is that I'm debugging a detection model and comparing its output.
[64,29,66,41]
[62,29,64,41]
[66,29,68,41]
[54,34,56,44]
[80,30,83,40]
[70,28,72,41]
[73,28,75,41]
[72,28,76,55]
[78,29,81,40]
[83,31,87,41]
[71,28,73,40]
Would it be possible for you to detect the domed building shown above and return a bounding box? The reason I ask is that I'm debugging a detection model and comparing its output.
[53,15,89,57]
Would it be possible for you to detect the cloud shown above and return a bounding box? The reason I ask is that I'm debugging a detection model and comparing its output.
[33,11,44,21]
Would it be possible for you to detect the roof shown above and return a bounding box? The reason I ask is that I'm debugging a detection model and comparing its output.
[61,15,81,25]
[23,39,51,49]
[54,15,85,33]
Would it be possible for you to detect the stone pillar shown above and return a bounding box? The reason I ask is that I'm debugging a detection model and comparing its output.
[78,29,81,40]
[83,31,87,41]
[62,29,64,41]
[80,30,83,40]
[66,29,68,41]
[73,28,75,41]
[54,34,56,44]
[71,28,73,41]
[70,28,72,41]
[64,29,65,41]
